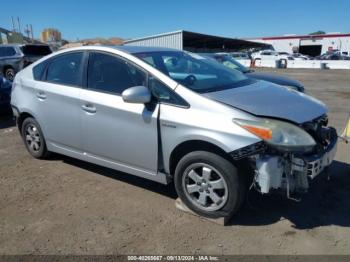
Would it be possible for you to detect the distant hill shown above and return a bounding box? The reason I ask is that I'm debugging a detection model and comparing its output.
[60,37,125,50]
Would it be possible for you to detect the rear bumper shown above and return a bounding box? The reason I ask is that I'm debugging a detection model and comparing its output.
[11,105,19,117]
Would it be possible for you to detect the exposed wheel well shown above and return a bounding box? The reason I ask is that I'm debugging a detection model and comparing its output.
[169,140,231,176]
[17,112,34,132]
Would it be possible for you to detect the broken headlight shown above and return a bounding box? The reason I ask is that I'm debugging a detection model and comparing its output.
[233,118,316,152]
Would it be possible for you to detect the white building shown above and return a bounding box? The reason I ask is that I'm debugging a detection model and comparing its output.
[248,33,350,56]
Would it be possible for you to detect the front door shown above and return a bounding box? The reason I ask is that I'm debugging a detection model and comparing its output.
[80,51,159,175]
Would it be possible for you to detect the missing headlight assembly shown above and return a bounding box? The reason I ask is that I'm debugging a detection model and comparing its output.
[241,124,338,201]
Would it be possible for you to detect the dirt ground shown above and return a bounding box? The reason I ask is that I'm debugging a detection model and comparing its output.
[0,69,349,255]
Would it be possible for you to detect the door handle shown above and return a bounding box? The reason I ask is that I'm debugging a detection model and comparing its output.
[36,91,46,100]
[81,103,97,113]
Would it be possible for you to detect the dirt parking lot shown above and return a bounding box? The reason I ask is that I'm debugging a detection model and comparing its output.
[0,68,349,255]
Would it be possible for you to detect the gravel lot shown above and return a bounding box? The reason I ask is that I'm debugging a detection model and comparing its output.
[0,68,349,255]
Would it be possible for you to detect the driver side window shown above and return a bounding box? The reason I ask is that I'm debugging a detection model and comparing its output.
[87,52,147,95]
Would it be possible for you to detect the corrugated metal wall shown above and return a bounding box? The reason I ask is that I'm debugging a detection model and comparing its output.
[124,31,183,50]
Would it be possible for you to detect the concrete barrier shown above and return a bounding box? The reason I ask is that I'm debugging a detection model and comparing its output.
[255,59,277,68]
[286,60,321,69]
[249,59,350,70]
[325,60,350,69]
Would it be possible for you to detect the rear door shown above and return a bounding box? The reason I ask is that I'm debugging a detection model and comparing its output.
[80,51,159,174]
[34,51,85,152]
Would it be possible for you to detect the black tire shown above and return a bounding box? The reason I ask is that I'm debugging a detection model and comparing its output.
[4,67,15,81]
[21,117,50,159]
[174,151,246,219]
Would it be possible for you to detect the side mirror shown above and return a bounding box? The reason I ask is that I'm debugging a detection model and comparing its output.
[122,86,151,104]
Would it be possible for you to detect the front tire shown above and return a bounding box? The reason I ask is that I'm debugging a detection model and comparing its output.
[21,117,50,159]
[174,151,245,219]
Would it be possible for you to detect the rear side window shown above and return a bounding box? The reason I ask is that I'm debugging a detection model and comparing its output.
[33,61,48,80]
[87,52,147,95]
[46,52,83,86]
[0,47,16,57]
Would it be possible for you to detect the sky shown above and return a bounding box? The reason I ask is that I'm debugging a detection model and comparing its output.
[1,0,349,41]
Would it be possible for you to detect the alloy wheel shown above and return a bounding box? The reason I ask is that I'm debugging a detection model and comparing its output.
[182,163,228,212]
[25,124,41,152]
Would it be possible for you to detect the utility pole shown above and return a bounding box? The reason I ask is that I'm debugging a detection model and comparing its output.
[11,17,16,32]
[17,17,21,34]
[24,24,31,39]
[30,24,34,42]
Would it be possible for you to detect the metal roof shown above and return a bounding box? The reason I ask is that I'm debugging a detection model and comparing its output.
[124,30,268,52]
[123,30,183,44]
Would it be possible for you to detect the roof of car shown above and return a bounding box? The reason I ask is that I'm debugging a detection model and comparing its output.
[40,45,183,61]
[110,45,180,54]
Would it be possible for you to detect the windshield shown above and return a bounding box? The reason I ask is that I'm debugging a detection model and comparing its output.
[134,51,252,93]
[20,45,52,56]
[214,55,250,73]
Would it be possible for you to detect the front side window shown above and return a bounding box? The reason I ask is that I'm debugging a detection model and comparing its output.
[135,51,250,93]
[87,52,146,95]
[148,76,187,106]
[46,52,83,86]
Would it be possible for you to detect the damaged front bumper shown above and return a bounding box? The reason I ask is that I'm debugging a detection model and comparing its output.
[245,127,338,199]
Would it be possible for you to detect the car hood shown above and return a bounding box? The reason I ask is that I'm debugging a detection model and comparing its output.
[246,71,304,91]
[203,80,327,124]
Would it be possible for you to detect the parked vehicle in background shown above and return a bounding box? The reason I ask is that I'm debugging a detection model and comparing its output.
[291,53,310,60]
[11,46,337,219]
[316,53,350,60]
[252,50,294,62]
[230,52,250,60]
[0,77,12,114]
[0,44,52,81]
[200,53,304,92]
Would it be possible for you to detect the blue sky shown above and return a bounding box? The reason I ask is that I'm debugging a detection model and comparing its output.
[1,0,349,41]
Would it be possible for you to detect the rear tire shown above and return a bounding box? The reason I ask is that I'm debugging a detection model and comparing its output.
[174,151,246,219]
[4,67,15,81]
[21,117,50,159]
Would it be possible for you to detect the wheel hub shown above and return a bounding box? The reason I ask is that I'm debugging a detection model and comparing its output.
[201,182,209,191]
